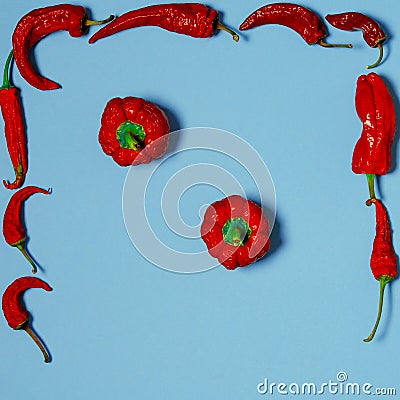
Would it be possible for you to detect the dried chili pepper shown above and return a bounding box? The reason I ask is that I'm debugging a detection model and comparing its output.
[12,4,114,90]
[239,3,352,48]
[3,186,51,273]
[99,96,170,166]
[325,12,386,69]
[89,3,239,44]
[352,73,395,199]
[2,276,52,362]
[200,195,270,270]
[363,199,397,342]
[0,50,28,189]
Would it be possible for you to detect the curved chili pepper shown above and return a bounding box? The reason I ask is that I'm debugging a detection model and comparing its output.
[364,199,397,342]
[325,12,386,69]
[239,3,352,48]
[2,276,52,362]
[99,96,170,166]
[0,50,28,189]
[12,5,114,90]
[89,3,239,44]
[200,195,270,270]
[352,73,395,199]
[3,186,51,273]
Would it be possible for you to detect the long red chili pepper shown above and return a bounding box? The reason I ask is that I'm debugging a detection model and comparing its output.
[325,12,386,69]
[89,3,239,44]
[0,50,28,189]
[12,5,114,90]
[2,276,52,362]
[2,186,51,273]
[239,3,352,48]
[352,73,395,199]
[364,199,397,342]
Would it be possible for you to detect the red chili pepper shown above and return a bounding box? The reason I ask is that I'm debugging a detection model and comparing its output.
[2,276,52,362]
[239,3,352,48]
[352,73,395,199]
[3,186,51,273]
[99,96,170,166]
[12,5,114,90]
[363,199,397,342]
[0,50,28,189]
[325,12,386,69]
[89,3,239,44]
[200,195,270,270]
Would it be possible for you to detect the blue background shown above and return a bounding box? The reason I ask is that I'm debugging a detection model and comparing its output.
[0,0,399,398]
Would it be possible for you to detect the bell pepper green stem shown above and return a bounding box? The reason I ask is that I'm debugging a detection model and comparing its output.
[1,50,14,89]
[363,275,393,342]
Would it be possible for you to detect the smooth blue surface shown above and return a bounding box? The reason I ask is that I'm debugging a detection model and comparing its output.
[0,1,399,399]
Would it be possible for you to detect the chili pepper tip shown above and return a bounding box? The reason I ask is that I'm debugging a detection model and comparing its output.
[366,43,384,69]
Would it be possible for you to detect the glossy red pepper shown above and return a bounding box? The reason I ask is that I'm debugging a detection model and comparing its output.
[89,3,239,44]
[200,195,270,270]
[3,186,51,273]
[325,12,386,69]
[2,276,52,362]
[0,50,28,189]
[12,4,113,90]
[364,199,397,342]
[239,3,352,48]
[352,73,395,199]
[99,96,170,166]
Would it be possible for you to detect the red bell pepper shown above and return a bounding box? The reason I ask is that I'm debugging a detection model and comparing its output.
[98,96,170,166]
[201,195,270,270]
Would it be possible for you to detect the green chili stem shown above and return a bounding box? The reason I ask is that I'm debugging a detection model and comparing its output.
[16,244,37,274]
[85,15,114,26]
[366,43,384,70]
[317,39,352,48]
[363,275,393,342]
[366,174,376,201]
[216,22,239,42]
[1,50,14,89]
[24,325,50,363]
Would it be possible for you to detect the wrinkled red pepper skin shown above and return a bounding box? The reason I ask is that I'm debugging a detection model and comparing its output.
[325,12,386,48]
[201,195,270,270]
[367,199,397,280]
[12,5,90,90]
[3,186,51,247]
[0,86,28,189]
[239,3,327,44]
[89,3,218,43]
[352,73,395,175]
[2,277,52,330]
[99,96,170,166]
